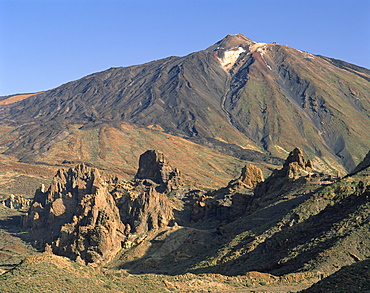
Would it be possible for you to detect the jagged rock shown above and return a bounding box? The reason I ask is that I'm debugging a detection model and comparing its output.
[190,192,213,224]
[135,150,183,192]
[254,148,313,198]
[189,164,262,226]
[25,164,98,231]
[1,194,31,210]
[351,150,370,174]
[190,190,256,227]
[117,186,174,235]
[227,164,264,190]
[23,164,125,266]
[283,147,313,178]
[117,150,177,234]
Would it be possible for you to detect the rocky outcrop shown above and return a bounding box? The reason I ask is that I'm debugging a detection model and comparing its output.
[23,164,125,266]
[254,148,313,198]
[1,194,31,210]
[190,192,213,225]
[227,164,264,190]
[24,150,182,264]
[189,164,263,226]
[282,147,313,178]
[117,186,174,235]
[116,150,177,234]
[135,150,183,192]
[190,191,255,227]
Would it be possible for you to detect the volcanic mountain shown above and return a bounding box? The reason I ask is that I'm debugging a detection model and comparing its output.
[1,33,370,184]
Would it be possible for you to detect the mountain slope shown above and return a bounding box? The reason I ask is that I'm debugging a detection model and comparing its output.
[1,34,370,175]
[0,124,261,191]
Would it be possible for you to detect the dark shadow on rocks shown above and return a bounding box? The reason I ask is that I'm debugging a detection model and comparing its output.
[210,186,370,277]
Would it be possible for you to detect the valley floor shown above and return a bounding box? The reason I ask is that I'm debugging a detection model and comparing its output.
[0,209,313,293]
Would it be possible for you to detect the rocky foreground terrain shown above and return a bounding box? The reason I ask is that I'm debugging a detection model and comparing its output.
[0,147,369,292]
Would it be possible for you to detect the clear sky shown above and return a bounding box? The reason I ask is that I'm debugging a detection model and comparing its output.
[0,0,369,96]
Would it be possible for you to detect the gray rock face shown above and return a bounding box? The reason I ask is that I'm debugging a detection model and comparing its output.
[117,186,174,235]
[53,182,125,266]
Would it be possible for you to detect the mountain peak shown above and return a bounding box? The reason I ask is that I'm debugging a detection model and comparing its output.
[207,33,255,51]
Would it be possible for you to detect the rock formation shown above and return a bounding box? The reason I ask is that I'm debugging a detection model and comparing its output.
[1,194,31,210]
[282,147,313,179]
[117,150,177,234]
[254,147,313,198]
[23,164,125,266]
[135,150,183,192]
[190,164,263,225]
[23,150,182,265]
[117,186,174,235]
[226,164,264,190]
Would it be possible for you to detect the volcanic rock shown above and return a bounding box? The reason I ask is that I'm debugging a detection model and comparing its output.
[2,34,370,174]
[115,150,177,234]
[283,147,313,178]
[1,194,31,210]
[206,33,255,52]
[135,150,183,192]
[117,186,174,235]
[189,164,263,226]
[227,164,264,190]
[24,164,125,266]
[254,148,313,198]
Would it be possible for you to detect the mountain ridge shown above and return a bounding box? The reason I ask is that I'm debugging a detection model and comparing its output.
[1,33,370,176]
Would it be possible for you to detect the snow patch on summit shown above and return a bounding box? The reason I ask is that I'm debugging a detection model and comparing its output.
[217,47,246,71]
[249,43,267,53]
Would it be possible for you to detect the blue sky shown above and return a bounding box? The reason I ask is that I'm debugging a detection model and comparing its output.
[0,0,369,96]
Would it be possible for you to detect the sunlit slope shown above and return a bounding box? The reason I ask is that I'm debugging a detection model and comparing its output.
[0,124,262,189]
[1,34,369,174]
[222,42,370,172]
